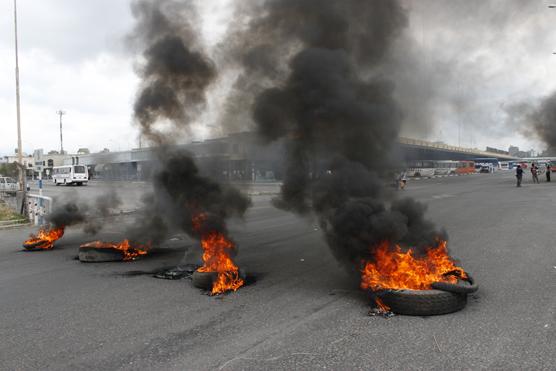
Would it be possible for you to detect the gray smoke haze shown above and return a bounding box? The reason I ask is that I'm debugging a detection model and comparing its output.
[389,0,556,145]
[230,0,446,275]
[506,91,556,155]
[46,192,122,234]
[531,92,556,154]
[128,0,250,246]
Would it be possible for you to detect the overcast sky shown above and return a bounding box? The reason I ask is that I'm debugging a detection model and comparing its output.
[1,0,556,157]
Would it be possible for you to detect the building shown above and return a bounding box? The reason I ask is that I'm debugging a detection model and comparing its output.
[32,149,82,177]
[1,151,34,176]
[66,132,284,181]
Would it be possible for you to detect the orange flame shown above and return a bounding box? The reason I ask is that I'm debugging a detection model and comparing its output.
[374,296,391,312]
[361,240,466,291]
[193,213,244,295]
[23,226,65,250]
[80,240,149,261]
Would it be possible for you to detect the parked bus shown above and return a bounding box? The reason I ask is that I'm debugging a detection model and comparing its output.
[406,160,435,178]
[456,160,475,174]
[474,157,500,171]
[52,165,88,186]
[433,160,458,175]
[432,160,475,175]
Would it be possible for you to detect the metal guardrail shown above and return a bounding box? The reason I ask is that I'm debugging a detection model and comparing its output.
[26,193,52,226]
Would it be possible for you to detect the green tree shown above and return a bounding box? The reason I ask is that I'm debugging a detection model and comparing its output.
[0,163,18,178]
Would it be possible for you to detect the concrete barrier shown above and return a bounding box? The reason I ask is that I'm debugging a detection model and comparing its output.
[26,193,52,226]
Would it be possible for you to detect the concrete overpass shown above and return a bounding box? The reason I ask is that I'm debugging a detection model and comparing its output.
[398,137,517,161]
[53,132,518,180]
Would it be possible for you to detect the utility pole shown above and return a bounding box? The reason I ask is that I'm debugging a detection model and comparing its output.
[57,110,66,154]
[14,0,23,191]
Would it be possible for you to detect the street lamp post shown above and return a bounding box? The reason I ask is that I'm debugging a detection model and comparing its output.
[13,0,28,217]
[57,110,66,154]
[551,6,556,54]
[13,0,23,190]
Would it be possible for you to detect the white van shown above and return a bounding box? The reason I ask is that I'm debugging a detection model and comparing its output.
[52,165,88,186]
[0,176,18,192]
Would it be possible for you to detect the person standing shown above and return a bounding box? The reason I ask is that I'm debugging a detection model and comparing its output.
[531,163,539,184]
[516,165,523,187]
[398,170,407,190]
[546,163,551,182]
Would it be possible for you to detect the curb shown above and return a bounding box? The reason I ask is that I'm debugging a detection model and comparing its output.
[0,221,31,230]
[409,172,479,181]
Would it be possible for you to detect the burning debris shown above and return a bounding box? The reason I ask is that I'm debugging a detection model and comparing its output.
[21,192,122,251]
[360,240,466,292]
[191,213,244,295]
[127,0,251,290]
[79,240,149,262]
[228,0,477,314]
[23,226,65,250]
[153,264,200,280]
[360,240,477,316]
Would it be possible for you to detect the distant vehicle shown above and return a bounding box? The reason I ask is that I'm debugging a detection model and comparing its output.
[474,157,500,170]
[455,160,475,175]
[52,165,88,186]
[0,176,18,193]
[433,160,458,175]
[479,165,492,173]
[499,161,509,170]
[406,160,435,178]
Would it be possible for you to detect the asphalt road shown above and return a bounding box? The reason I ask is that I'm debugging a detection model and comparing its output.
[1,172,555,370]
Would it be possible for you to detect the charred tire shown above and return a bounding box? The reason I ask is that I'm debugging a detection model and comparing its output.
[23,240,50,250]
[78,246,124,262]
[377,289,467,316]
[191,271,218,290]
[431,274,478,294]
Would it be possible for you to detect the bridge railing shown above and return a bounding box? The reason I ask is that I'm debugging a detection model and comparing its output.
[398,137,515,159]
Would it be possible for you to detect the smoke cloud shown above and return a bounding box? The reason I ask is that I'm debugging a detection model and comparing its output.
[131,0,217,145]
[46,192,122,235]
[506,91,556,155]
[128,0,250,247]
[229,0,446,275]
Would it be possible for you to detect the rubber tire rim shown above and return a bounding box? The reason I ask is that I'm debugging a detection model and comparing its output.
[191,271,218,290]
[377,289,467,316]
[78,247,124,262]
[431,274,478,294]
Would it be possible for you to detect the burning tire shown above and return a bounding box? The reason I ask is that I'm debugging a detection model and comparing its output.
[191,271,218,290]
[377,289,467,316]
[431,274,478,294]
[23,240,51,250]
[191,269,247,292]
[78,246,124,262]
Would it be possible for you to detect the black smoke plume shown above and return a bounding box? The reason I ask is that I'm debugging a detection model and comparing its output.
[128,0,250,247]
[131,0,216,145]
[235,0,446,275]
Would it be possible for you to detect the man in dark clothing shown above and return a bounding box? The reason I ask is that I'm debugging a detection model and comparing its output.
[516,165,523,187]
[546,163,551,182]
